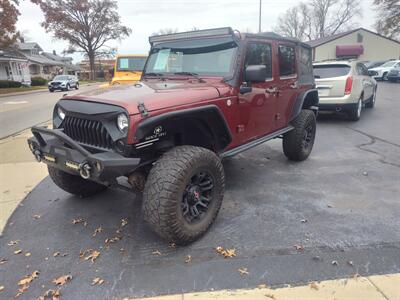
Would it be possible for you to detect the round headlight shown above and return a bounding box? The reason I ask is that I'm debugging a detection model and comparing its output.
[117,114,128,131]
[57,107,66,120]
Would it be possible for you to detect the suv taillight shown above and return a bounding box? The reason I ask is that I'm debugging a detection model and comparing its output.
[344,76,353,95]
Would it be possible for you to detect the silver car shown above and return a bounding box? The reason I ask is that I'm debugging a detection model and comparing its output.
[48,75,79,92]
[313,60,377,121]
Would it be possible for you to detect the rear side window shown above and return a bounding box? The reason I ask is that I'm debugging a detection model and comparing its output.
[278,45,296,77]
[299,46,312,76]
[313,64,351,79]
[245,43,272,79]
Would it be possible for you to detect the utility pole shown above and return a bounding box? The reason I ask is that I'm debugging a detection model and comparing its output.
[258,0,262,33]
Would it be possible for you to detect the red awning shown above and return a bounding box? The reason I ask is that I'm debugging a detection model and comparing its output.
[336,45,364,57]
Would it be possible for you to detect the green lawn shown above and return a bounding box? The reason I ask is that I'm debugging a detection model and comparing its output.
[0,86,47,95]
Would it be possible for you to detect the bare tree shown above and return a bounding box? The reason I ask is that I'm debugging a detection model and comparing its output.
[34,0,131,80]
[275,0,362,41]
[0,0,20,48]
[151,28,179,36]
[374,0,400,40]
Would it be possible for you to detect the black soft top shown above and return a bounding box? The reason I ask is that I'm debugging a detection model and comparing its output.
[242,32,311,48]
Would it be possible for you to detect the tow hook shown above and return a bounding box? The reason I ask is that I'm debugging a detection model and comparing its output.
[79,162,91,179]
[33,150,42,162]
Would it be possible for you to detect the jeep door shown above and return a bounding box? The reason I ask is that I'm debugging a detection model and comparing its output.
[238,41,278,142]
[275,43,298,128]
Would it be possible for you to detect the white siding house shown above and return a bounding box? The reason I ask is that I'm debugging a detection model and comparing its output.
[0,48,31,85]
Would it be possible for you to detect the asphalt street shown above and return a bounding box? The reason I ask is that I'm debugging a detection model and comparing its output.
[0,85,100,139]
[0,82,399,299]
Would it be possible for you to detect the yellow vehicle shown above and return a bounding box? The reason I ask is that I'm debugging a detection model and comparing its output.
[110,54,148,85]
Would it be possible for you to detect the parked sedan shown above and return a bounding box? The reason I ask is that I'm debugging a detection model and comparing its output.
[313,60,377,121]
[387,65,400,82]
[48,75,79,92]
[369,60,400,81]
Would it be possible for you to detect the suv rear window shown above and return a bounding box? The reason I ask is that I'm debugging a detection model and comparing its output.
[313,64,351,79]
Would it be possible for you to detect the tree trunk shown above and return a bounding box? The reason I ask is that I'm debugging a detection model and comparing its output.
[88,51,96,81]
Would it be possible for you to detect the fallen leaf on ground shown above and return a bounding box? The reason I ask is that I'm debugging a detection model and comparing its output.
[265,294,276,300]
[14,249,22,255]
[169,243,176,249]
[121,218,128,227]
[0,258,7,264]
[309,282,319,290]
[294,244,304,251]
[39,288,60,300]
[105,236,122,246]
[215,246,236,258]
[24,252,31,257]
[300,219,307,223]
[18,270,40,286]
[33,215,41,220]
[52,274,72,286]
[152,250,162,256]
[0,286,4,292]
[352,273,360,280]
[15,284,29,298]
[8,240,20,246]
[238,267,249,276]
[332,260,338,266]
[185,255,192,263]
[257,284,267,288]
[81,249,100,263]
[72,218,87,226]
[92,277,105,285]
[92,227,103,237]
[347,261,354,266]
[53,252,60,257]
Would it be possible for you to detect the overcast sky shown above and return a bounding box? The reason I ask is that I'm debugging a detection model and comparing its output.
[16,0,376,63]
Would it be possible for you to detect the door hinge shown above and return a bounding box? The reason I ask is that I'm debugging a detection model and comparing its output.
[137,101,149,118]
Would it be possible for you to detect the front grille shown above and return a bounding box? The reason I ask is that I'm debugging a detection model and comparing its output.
[62,116,113,149]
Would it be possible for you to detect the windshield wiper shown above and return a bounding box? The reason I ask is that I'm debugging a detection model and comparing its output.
[174,72,205,82]
[143,72,166,80]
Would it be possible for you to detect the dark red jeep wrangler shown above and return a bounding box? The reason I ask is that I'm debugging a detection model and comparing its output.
[28,28,319,244]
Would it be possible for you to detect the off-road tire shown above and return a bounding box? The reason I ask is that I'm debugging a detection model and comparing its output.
[365,88,376,108]
[143,146,224,245]
[348,96,362,121]
[283,109,316,161]
[48,166,107,197]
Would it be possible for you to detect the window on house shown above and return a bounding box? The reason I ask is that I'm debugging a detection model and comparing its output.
[357,33,363,43]
[244,43,273,79]
[278,45,296,77]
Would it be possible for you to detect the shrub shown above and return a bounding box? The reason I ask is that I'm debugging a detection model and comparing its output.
[31,76,48,86]
[0,80,22,88]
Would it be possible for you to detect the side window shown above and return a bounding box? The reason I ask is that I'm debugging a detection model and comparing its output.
[278,45,296,77]
[360,64,369,76]
[245,43,272,79]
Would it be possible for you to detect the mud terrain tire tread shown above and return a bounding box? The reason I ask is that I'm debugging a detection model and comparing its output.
[143,146,224,245]
[283,109,316,161]
[48,166,107,197]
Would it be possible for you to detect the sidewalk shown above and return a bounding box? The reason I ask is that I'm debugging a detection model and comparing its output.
[134,273,400,300]
[0,123,50,233]
[0,82,102,98]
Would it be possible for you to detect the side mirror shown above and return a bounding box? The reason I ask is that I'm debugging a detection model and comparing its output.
[245,65,267,83]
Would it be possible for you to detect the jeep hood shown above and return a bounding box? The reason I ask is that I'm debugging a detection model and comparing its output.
[62,80,222,115]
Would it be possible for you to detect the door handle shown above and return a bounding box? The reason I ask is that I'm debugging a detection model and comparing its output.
[266,87,278,94]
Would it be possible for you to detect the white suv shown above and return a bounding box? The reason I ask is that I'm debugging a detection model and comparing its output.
[369,60,400,81]
[313,60,377,121]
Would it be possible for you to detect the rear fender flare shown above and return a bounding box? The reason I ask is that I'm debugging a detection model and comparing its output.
[289,89,319,122]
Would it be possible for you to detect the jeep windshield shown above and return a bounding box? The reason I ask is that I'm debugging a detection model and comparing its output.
[144,37,238,78]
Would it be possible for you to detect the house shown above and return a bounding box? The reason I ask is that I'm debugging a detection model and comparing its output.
[0,48,31,85]
[306,28,400,62]
[78,58,115,80]
[17,42,65,80]
[42,50,80,75]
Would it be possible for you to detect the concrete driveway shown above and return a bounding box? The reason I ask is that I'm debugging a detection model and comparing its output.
[0,82,399,299]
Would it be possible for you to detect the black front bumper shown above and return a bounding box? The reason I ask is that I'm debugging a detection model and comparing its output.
[27,126,140,183]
